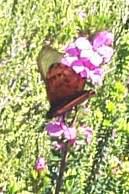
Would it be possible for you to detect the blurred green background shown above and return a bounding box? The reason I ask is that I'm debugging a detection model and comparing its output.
[0,0,129,193]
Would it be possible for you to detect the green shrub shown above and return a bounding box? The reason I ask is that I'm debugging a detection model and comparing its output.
[0,0,129,193]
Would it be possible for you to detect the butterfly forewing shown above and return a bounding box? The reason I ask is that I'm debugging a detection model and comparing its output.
[37,46,63,82]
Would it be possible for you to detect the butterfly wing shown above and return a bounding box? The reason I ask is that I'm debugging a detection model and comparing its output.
[37,46,63,82]
[46,63,95,118]
[47,90,95,118]
[46,63,85,105]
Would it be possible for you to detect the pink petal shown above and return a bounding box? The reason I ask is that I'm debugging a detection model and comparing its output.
[75,37,92,50]
[46,122,63,137]
[93,67,103,75]
[64,127,76,140]
[80,49,94,58]
[89,68,103,85]
[61,56,78,67]
[72,65,85,73]
[66,47,80,56]
[35,157,46,171]
[80,69,88,78]
[81,50,103,66]
[96,46,114,63]
[81,58,96,70]
[90,52,103,66]
[80,67,90,78]
[93,31,114,49]
[71,59,84,66]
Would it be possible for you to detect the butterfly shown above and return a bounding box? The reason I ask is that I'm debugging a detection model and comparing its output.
[37,45,95,118]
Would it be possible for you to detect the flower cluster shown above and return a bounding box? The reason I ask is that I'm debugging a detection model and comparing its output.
[47,120,76,143]
[35,157,46,172]
[61,31,114,85]
[46,118,93,147]
[45,31,114,150]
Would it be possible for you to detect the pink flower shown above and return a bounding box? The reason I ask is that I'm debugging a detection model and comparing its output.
[80,67,90,78]
[75,37,92,50]
[65,42,80,56]
[66,48,80,56]
[46,121,63,137]
[35,157,46,172]
[61,122,76,143]
[89,68,103,85]
[71,57,103,84]
[81,58,97,70]
[71,59,86,74]
[72,65,85,74]
[93,31,114,49]
[61,56,78,67]
[71,59,84,66]
[46,120,76,143]
[63,126,76,140]
[63,126,76,145]
[81,49,103,66]
[72,58,96,71]
[96,45,114,63]
[85,127,93,144]
[60,31,114,86]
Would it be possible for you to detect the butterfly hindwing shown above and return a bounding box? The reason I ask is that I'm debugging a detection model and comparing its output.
[46,63,85,106]
[47,90,95,118]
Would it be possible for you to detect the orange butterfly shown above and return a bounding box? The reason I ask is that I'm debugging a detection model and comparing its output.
[37,46,95,118]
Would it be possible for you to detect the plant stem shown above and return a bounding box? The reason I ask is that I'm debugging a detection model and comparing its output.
[54,143,68,194]
[54,111,78,194]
